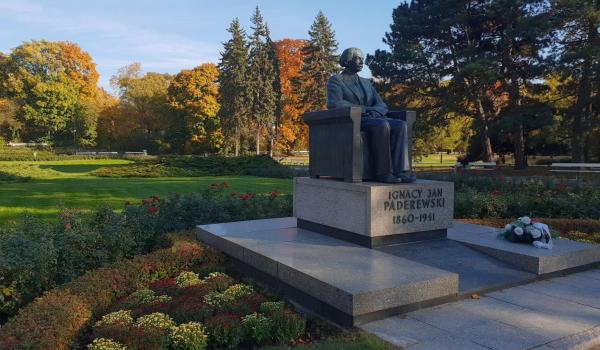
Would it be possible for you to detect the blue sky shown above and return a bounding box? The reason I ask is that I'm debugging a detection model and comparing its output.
[0,0,402,92]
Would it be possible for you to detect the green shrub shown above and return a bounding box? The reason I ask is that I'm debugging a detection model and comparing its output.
[87,338,128,350]
[272,310,306,344]
[242,312,272,344]
[135,312,176,330]
[259,301,285,314]
[94,310,134,327]
[170,322,208,350]
[205,313,244,349]
[175,271,203,288]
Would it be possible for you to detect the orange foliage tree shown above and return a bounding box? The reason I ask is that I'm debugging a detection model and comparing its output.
[274,39,308,153]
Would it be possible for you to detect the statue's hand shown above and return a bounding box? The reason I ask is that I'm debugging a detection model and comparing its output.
[366,109,383,118]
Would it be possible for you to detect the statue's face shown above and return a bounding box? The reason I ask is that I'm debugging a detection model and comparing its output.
[345,51,364,73]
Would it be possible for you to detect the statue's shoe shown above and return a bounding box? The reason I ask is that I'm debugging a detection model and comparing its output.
[374,174,403,184]
[395,171,416,183]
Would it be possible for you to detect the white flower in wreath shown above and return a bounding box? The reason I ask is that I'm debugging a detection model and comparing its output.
[531,229,542,239]
[514,227,524,236]
[521,216,532,225]
[504,224,512,231]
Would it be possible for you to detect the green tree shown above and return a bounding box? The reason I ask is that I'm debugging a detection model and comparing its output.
[550,0,600,162]
[218,18,250,156]
[298,11,339,111]
[368,1,501,162]
[168,63,222,154]
[0,40,100,145]
[486,0,554,168]
[247,6,277,155]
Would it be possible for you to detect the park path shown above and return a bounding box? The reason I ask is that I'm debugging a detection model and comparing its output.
[360,268,600,350]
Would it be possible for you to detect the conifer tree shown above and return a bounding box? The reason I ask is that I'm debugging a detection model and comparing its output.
[551,0,600,162]
[247,6,277,155]
[218,18,249,156]
[299,11,339,111]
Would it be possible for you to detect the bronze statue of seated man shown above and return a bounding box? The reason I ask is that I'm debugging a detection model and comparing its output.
[327,47,416,183]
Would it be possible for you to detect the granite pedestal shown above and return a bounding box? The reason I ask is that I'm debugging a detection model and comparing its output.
[294,177,454,247]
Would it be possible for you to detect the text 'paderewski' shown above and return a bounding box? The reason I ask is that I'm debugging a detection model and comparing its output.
[384,188,445,211]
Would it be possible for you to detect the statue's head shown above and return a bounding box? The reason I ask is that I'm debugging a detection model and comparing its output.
[339,47,364,74]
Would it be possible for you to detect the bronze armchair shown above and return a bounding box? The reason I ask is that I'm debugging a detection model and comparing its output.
[302,107,416,183]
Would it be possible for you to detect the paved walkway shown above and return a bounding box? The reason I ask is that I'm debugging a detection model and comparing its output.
[361,268,600,350]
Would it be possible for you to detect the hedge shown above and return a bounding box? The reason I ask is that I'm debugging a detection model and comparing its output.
[0,234,225,350]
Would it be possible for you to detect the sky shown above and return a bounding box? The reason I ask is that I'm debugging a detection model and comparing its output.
[0,0,403,92]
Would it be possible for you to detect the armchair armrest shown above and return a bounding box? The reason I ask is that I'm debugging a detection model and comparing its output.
[303,107,362,124]
[387,110,416,126]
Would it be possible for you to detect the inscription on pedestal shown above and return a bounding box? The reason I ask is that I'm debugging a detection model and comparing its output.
[385,187,446,226]
[294,178,454,238]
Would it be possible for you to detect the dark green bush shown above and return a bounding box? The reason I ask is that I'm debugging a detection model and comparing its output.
[0,147,114,161]
[272,310,306,344]
[422,173,600,219]
[205,313,244,349]
[90,155,301,179]
[0,171,31,183]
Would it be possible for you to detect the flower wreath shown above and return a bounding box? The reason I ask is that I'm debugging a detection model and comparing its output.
[500,216,553,249]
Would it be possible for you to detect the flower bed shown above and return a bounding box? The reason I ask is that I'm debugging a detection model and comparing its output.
[87,271,306,349]
[0,234,224,350]
[0,184,291,322]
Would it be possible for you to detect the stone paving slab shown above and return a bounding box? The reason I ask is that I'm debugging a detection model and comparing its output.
[197,217,459,325]
[377,238,535,293]
[449,222,600,274]
[360,269,600,350]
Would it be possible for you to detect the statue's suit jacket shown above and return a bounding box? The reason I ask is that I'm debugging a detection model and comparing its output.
[326,74,389,117]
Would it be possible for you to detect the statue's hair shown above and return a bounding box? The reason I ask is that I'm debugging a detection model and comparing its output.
[339,47,364,67]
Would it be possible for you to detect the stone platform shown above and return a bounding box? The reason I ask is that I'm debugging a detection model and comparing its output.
[449,222,600,275]
[197,217,600,327]
[197,217,459,327]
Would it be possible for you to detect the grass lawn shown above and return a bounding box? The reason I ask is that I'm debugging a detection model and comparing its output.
[0,159,292,223]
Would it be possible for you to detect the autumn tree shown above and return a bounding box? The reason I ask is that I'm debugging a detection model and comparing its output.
[218,18,250,156]
[0,40,100,145]
[95,88,121,150]
[274,39,308,153]
[247,6,278,155]
[110,63,175,153]
[298,11,339,111]
[168,63,222,154]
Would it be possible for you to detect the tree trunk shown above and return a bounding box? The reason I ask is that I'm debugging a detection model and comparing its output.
[476,99,494,162]
[570,20,595,163]
[234,126,240,156]
[255,127,260,155]
[508,71,527,169]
